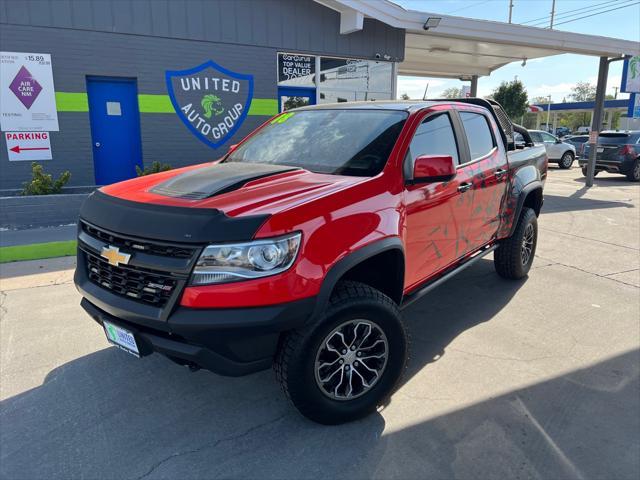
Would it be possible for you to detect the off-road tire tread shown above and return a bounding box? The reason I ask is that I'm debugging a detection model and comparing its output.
[273,280,406,421]
[494,207,537,279]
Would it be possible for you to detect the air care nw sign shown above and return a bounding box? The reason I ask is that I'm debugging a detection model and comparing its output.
[5,131,52,161]
[166,60,253,148]
[0,52,59,132]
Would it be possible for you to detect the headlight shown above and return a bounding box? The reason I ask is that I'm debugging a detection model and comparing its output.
[190,232,301,285]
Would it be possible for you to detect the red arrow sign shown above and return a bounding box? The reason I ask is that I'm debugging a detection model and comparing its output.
[10,146,50,154]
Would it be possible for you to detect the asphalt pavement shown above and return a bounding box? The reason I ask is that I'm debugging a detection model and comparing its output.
[1,167,638,480]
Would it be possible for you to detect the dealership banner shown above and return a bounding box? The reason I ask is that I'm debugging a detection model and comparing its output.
[0,52,59,132]
[278,53,315,83]
[621,56,640,94]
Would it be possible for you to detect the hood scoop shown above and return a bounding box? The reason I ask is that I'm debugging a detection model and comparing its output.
[150,162,299,200]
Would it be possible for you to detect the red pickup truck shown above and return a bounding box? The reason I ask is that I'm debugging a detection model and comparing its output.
[75,99,547,424]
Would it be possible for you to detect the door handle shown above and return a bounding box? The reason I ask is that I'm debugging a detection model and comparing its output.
[457,182,472,193]
[495,168,507,179]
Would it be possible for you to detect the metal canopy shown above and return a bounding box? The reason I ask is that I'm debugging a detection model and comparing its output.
[314,0,640,78]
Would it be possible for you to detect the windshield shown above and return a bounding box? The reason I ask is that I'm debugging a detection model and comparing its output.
[598,133,637,145]
[225,109,407,176]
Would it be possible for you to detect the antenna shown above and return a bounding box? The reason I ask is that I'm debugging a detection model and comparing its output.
[422,82,429,101]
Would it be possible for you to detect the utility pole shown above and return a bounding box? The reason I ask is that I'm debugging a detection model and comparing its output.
[508,0,514,23]
[550,0,556,28]
[613,86,619,99]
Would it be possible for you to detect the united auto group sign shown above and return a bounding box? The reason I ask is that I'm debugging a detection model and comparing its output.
[166,60,253,148]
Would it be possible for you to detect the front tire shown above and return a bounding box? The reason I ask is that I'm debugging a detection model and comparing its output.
[558,151,574,169]
[581,166,599,177]
[494,207,538,279]
[274,281,408,425]
[626,159,640,182]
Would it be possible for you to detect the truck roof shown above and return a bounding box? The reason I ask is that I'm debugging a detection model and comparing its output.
[296,100,448,112]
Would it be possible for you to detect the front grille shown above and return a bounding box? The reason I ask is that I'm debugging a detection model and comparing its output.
[86,252,178,307]
[82,222,195,259]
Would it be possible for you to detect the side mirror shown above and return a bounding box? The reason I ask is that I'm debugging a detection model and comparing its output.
[411,155,456,184]
[555,138,562,144]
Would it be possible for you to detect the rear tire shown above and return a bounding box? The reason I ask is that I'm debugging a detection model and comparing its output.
[558,151,574,169]
[274,281,408,425]
[494,207,538,280]
[626,159,640,182]
[581,166,599,177]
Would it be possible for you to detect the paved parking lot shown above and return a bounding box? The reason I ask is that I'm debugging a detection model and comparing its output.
[1,167,639,480]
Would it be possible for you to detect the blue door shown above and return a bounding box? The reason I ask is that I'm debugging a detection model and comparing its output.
[87,77,143,185]
[278,87,316,112]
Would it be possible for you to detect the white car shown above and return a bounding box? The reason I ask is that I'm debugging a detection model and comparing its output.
[529,130,576,169]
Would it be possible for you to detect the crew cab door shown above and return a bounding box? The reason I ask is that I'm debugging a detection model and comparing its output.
[403,110,466,290]
[456,109,510,252]
[403,107,509,291]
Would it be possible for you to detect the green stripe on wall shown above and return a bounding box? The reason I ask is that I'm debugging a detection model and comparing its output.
[55,92,89,112]
[138,94,175,113]
[247,99,278,116]
[55,92,277,116]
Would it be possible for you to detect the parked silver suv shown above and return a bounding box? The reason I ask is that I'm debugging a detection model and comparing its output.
[529,130,576,169]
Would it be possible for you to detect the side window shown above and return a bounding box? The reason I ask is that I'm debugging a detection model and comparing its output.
[405,113,459,179]
[541,132,556,143]
[459,112,495,160]
[530,132,543,143]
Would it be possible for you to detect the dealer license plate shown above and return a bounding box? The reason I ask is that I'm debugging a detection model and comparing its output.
[104,321,139,357]
[597,147,604,153]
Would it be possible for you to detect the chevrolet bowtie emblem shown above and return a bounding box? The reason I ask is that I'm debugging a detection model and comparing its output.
[100,245,131,267]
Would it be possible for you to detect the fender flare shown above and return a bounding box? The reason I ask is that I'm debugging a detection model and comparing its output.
[509,180,544,237]
[309,237,405,322]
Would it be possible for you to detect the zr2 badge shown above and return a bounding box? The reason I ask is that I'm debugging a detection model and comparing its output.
[166,60,253,148]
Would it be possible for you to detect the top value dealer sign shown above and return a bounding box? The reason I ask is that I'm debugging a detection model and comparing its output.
[0,52,59,132]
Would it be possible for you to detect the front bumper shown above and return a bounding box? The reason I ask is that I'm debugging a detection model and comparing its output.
[80,295,316,376]
[74,220,316,376]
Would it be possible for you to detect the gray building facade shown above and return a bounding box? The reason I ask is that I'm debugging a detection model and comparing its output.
[0,0,404,192]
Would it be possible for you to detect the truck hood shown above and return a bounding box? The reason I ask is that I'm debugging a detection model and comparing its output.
[100,161,367,218]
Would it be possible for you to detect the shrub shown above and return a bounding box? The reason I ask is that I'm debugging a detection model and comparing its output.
[135,161,172,176]
[21,162,71,195]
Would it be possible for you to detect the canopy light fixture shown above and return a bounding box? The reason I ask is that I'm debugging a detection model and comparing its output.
[521,57,527,67]
[423,17,441,30]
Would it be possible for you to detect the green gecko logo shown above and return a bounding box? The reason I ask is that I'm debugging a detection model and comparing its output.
[201,94,224,119]
[630,56,639,80]
[106,324,118,341]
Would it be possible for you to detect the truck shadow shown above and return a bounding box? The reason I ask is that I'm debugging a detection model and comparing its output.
[3,345,637,479]
[400,257,526,383]
[541,193,634,213]
[1,258,539,479]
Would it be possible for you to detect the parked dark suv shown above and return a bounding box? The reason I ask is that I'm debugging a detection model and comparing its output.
[580,131,640,182]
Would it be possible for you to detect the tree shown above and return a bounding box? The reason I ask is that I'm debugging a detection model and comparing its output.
[441,87,463,99]
[491,80,528,119]
[400,92,410,100]
[531,96,551,105]
[570,82,596,102]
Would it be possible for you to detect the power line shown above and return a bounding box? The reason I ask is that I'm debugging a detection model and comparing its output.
[550,0,640,26]
[520,0,619,25]
[445,0,493,14]
[527,0,638,27]
[526,0,633,27]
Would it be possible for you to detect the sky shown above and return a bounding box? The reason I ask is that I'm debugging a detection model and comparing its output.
[393,0,640,103]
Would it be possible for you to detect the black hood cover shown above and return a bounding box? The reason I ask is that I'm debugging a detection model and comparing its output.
[80,190,270,244]
[150,162,299,200]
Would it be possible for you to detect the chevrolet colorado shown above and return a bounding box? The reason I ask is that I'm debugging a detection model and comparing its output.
[75,99,547,424]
